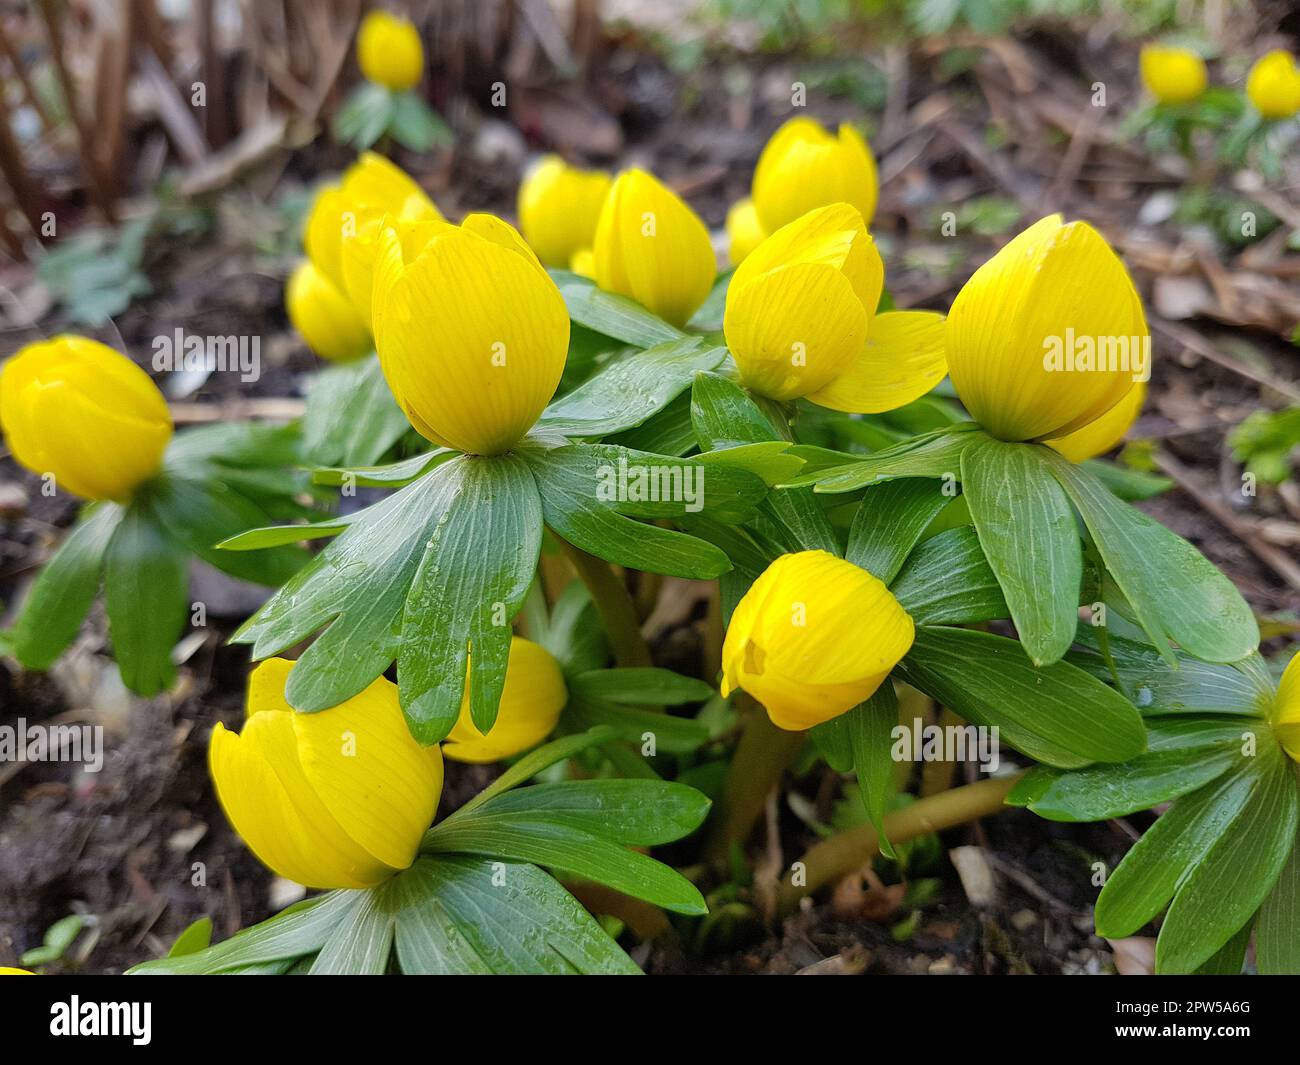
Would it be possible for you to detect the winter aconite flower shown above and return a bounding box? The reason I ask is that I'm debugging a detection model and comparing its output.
[443,637,568,763]
[592,168,716,327]
[356,10,423,92]
[518,155,612,268]
[286,260,372,363]
[725,197,766,265]
[946,214,1149,442]
[0,335,172,502]
[372,213,569,455]
[210,659,443,890]
[752,117,879,237]
[1273,651,1300,764]
[721,551,915,731]
[1140,44,1208,105]
[304,152,441,324]
[724,203,946,411]
[1246,50,1300,120]
[1047,381,1146,462]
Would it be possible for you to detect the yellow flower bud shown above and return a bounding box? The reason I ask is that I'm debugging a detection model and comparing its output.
[356,11,424,92]
[444,637,568,763]
[304,152,441,323]
[721,550,915,731]
[725,197,766,265]
[0,335,172,502]
[1246,50,1300,120]
[1140,44,1208,105]
[372,213,569,455]
[285,260,373,363]
[592,169,716,327]
[210,659,443,889]
[946,215,1149,442]
[0,968,34,975]
[1274,651,1300,764]
[518,155,612,268]
[1047,380,1146,463]
[724,203,947,412]
[752,117,878,235]
[570,247,596,279]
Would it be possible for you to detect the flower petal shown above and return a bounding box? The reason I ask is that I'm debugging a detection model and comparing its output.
[807,309,948,414]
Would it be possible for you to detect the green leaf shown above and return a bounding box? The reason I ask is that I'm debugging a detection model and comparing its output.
[399,455,542,742]
[784,426,978,492]
[889,526,1007,625]
[310,449,453,489]
[1045,452,1258,664]
[896,626,1146,768]
[962,437,1081,666]
[569,668,715,706]
[690,370,784,449]
[217,516,354,551]
[388,91,453,151]
[333,82,396,149]
[537,337,726,437]
[233,461,466,712]
[687,268,732,332]
[167,917,213,957]
[846,477,952,583]
[1156,747,1299,973]
[309,888,394,975]
[1007,717,1249,821]
[849,685,901,858]
[549,271,687,349]
[567,695,710,753]
[301,355,410,468]
[387,855,640,975]
[9,503,121,669]
[1256,822,1300,975]
[1195,916,1254,975]
[104,502,190,696]
[523,443,737,579]
[1081,459,1171,501]
[424,816,707,915]
[761,488,841,555]
[606,392,697,457]
[695,441,804,486]
[470,779,711,846]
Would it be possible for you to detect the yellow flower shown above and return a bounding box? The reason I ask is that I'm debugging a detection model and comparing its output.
[721,550,915,731]
[726,197,766,265]
[0,335,171,502]
[723,203,947,411]
[570,247,596,279]
[946,214,1149,442]
[210,659,443,890]
[372,213,569,455]
[356,11,423,92]
[1275,651,1300,763]
[285,260,373,363]
[444,637,568,763]
[1140,44,1208,105]
[1047,380,1146,462]
[304,152,441,324]
[518,155,612,268]
[592,169,716,327]
[1246,50,1300,120]
[752,117,878,236]
[0,968,33,975]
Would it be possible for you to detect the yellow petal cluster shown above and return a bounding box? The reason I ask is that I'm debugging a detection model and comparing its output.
[444,637,568,763]
[1273,651,1300,764]
[752,117,878,237]
[725,197,766,266]
[285,260,373,363]
[356,11,424,92]
[1246,50,1300,120]
[210,659,443,889]
[946,215,1149,442]
[372,213,569,455]
[592,169,716,327]
[724,203,946,412]
[518,155,612,268]
[721,550,915,731]
[0,335,172,502]
[302,152,442,328]
[1139,45,1208,105]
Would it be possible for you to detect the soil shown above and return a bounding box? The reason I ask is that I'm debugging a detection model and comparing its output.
[1,14,1296,974]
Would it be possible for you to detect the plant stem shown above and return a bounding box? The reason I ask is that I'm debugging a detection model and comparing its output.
[775,772,1023,917]
[557,537,651,668]
[706,698,805,863]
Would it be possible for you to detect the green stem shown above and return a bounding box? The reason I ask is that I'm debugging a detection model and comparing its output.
[706,697,805,863]
[775,773,1022,916]
[557,537,651,668]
